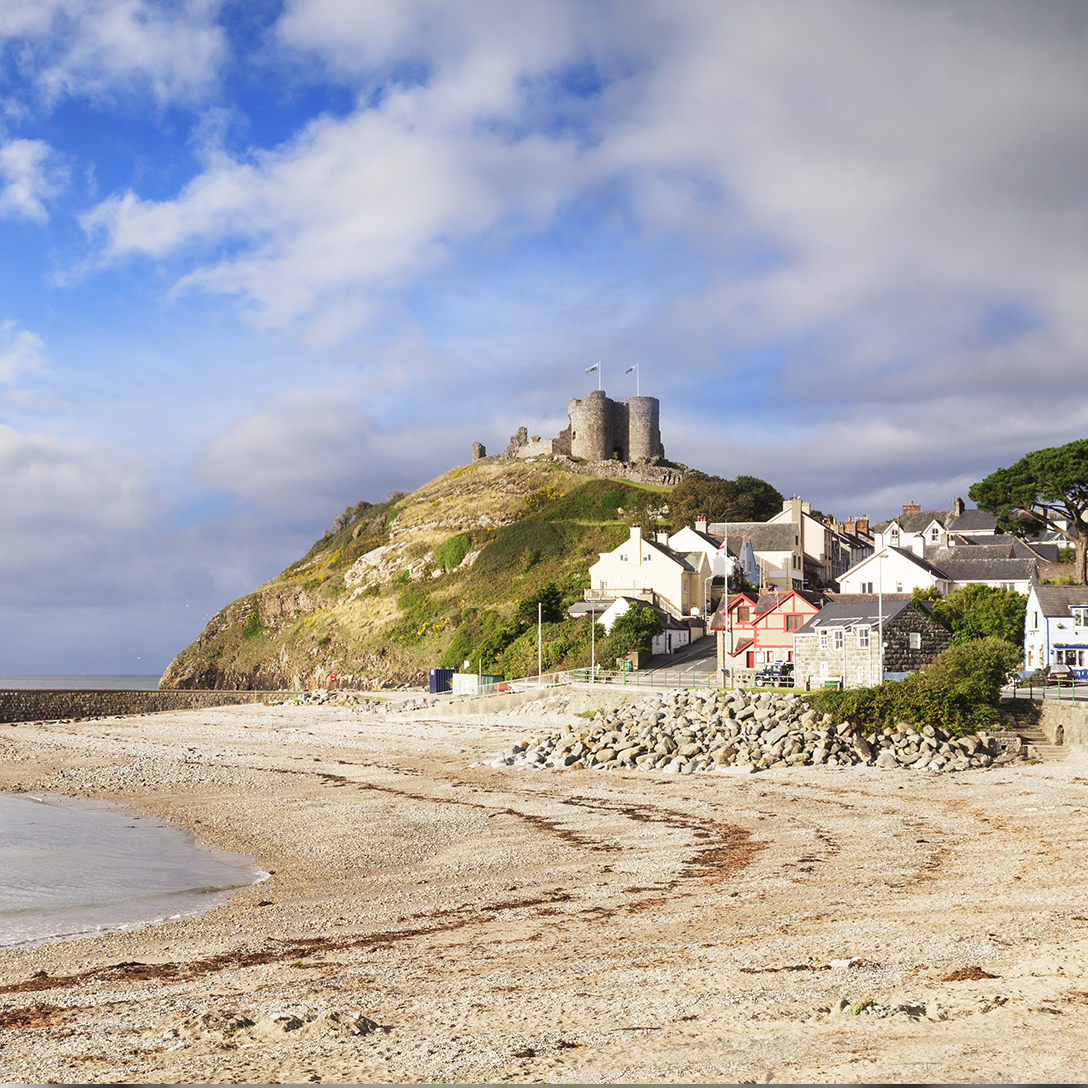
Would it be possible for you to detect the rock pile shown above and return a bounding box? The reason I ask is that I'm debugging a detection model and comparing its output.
[487,689,1023,775]
[275,690,437,714]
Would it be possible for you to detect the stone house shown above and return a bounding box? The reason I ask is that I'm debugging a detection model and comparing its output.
[793,595,951,689]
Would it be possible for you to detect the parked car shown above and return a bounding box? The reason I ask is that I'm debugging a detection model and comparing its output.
[754,661,794,687]
[1043,663,1077,685]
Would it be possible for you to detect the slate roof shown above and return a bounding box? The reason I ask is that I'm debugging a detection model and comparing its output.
[795,594,936,636]
[752,589,832,618]
[933,558,1036,583]
[1030,585,1088,617]
[707,521,797,552]
[953,535,1060,562]
[882,546,951,579]
[926,544,1015,563]
[874,506,999,535]
[640,536,702,572]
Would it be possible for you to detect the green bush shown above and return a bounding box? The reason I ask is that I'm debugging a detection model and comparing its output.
[605,602,664,660]
[806,636,1023,736]
[434,533,473,571]
[514,582,564,625]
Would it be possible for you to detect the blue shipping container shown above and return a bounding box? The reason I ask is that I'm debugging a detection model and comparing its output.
[429,668,457,694]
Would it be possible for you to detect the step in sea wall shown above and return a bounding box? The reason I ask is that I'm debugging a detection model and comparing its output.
[1036,700,1088,750]
[0,689,276,725]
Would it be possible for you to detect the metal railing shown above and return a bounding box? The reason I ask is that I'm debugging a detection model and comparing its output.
[1004,678,1088,703]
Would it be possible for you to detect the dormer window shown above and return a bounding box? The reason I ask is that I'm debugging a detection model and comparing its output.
[930,527,939,541]
[1073,608,1088,626]
[890,528,899,543]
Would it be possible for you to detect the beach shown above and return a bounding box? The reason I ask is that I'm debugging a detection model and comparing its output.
[2,698,1088,1084]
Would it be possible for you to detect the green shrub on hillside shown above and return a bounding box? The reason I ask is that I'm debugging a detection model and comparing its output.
[434,533,473,571]
[806,636,1023,736]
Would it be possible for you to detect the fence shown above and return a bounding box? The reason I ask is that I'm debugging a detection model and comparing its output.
[1005,678,1088,703]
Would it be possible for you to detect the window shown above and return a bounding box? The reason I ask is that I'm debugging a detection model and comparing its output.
[895,582,903,593]
[619,554,628,562]
[785,614,802,631]
[755,651,765,664]
[833,629,844,650]
[930,527,940,541]
[643,553,652,561]
[819,629,828,649]
[857,626,870,649]
[736,607,750,623]
[1057,649,1086,667]
[890,528,899,543]
[1032,611,1039,629]
[861,581,873,594]
[1073,608,1088,626]
[909,632,921,650]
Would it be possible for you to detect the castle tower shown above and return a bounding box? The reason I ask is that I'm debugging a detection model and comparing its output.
[624,396,662,461]
[568,389,614,461]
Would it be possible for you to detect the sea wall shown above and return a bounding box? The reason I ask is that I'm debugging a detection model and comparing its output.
[1037,699,1088,751]
[0,689,277,725]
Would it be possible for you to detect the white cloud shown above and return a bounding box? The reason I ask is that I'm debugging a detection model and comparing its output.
[0,0,226,106]
[0,319,48,382]
[0,138,64,221]
[192,387,468,521]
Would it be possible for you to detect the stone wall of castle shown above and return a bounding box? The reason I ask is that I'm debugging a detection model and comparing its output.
[473,387,665,468]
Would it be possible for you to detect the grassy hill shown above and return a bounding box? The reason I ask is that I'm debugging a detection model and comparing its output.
[160,459,677,691]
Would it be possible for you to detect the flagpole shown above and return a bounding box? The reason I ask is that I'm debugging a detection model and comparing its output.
[598,360,601,391]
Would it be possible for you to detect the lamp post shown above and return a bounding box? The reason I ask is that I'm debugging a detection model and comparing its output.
[876,552,885,687]
[538,601,543,687]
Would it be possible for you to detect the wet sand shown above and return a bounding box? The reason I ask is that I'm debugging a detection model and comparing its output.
[2,700,1088,1083]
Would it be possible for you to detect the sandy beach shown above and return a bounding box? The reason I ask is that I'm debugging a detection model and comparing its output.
[2,696,1088,1084]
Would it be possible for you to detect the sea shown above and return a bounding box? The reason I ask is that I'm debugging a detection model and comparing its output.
[0,793,263,949]
[0,674,161,689]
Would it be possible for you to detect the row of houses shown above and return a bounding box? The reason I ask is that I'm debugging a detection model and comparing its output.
[572,494,1072,683]
[708,587,952,688]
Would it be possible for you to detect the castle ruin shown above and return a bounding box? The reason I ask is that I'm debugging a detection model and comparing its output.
[473,389,665,465]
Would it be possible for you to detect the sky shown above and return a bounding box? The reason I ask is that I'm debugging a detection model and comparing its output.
[3,0,1088,674]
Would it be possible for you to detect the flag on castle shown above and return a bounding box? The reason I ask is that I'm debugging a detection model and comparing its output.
[585,363,599,373]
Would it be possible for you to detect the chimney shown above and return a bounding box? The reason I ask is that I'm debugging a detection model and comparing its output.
[656,530,669,544]
[912,535,925,558]
[844,518,856,536]
[695,515,708,533]
[903,501,921,514]
[953,496,965,516]
[856,516,869,534]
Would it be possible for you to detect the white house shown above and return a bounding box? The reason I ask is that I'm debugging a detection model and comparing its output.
[836,546,947,596]
[839,545,1038,597]
[874,498,999,552]
[1024,585,1088,678]
[587,526,711,617]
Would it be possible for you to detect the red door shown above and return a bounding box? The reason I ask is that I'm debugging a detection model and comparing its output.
[746,652,754,668]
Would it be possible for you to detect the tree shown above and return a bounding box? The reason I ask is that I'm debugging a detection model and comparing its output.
[514,582,564,625]
[930,583,1027,646]
[970,439,1088,584]
[607,602,664,659]
[668,471,784,526]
